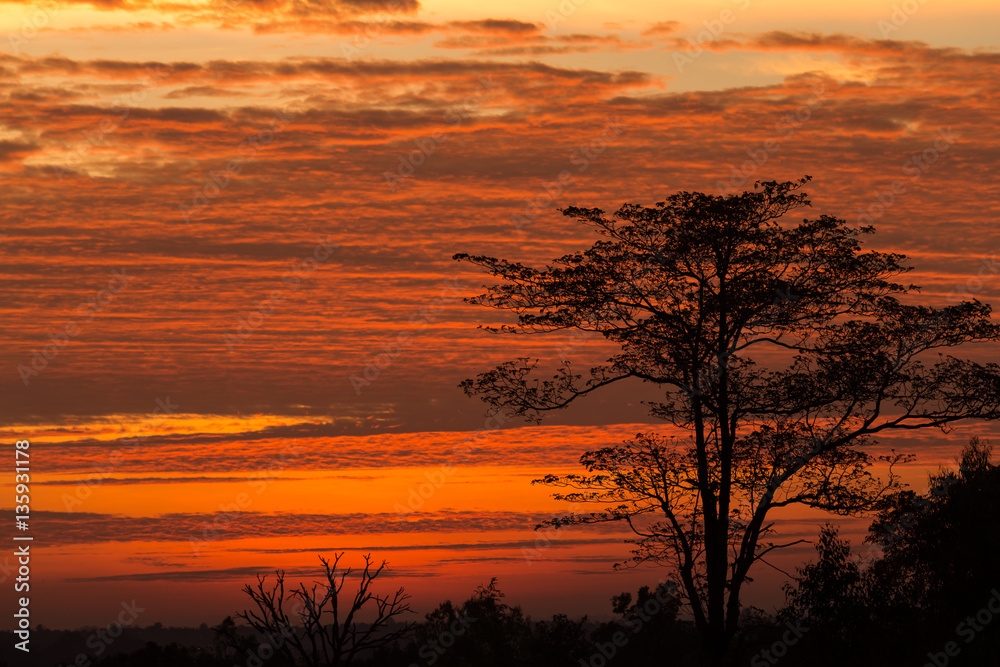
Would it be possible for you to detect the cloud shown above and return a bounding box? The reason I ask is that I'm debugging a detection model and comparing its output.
[448,19,540,34]
[36,509,579,544]
[65,20,175,32]
[0,139,39,163]
[163,86,245,99]
[242,536,627,554]
[641,20,682,37]
[433,31,647,55]
[3,36,1000,427]
[250,16,434,34]
[41,474,314,484]
[31,422,673,473]
[6,0,422,24]
[68,565,284,583]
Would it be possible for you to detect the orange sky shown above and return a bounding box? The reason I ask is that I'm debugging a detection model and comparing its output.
[2,0,1000,631]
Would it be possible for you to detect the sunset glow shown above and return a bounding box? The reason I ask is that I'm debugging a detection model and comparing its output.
[3,0,1000,647]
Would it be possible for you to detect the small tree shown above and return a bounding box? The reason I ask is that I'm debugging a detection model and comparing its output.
[454,177,1000,665]
[227,553,414,666]
[410,578,533,667]
[779,524,865,660]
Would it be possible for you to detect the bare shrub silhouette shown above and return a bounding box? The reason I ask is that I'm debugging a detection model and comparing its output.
[221,553,414,666]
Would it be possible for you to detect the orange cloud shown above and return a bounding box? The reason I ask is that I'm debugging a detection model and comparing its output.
[3,36,1000,428]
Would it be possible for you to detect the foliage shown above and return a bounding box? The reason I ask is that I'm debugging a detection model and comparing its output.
[455,177,1000,664]
[780,438,1000,665]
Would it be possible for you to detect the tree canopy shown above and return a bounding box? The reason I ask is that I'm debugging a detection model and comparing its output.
[782,438,1000,665]
[455,176,1000,666]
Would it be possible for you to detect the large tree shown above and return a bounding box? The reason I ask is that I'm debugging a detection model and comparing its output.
[453,177,1000,666]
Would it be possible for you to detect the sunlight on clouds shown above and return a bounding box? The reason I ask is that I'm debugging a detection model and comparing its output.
[0,412,335,443]
[738,52,877,83]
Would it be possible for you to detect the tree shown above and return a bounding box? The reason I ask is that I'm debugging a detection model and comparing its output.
[780,437,1000,665]
[604,581,692,663]
[224,553,414,666]
[454,177,1000,665]
[400,578,537,667]
[778,525,865,663]
[863,437,1000,648]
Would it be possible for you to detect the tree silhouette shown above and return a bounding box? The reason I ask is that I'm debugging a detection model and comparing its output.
[454,177,1000,665]
[780,437,1000,665]
[224,553,413,666]
[778,524,865,663]
[863,437,1000,660]
[403,578,535,666]
[603,581,692,663]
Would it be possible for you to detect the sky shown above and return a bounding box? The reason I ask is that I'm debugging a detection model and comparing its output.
[2,0,1000,633]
